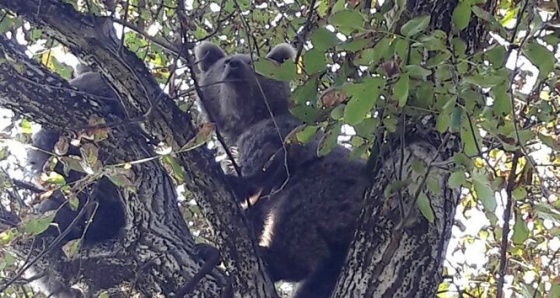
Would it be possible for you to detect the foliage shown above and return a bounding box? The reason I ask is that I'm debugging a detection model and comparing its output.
[0,0,558,297]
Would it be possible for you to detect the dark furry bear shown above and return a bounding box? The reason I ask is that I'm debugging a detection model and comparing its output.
[194,42,369,298]
[27,65,125,245]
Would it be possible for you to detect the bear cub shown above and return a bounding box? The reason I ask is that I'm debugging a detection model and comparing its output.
[27,65,126,245]
[195,42,369,298]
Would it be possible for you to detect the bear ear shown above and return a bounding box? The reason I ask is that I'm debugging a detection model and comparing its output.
[266,43,296,64]
[195,41,227,72]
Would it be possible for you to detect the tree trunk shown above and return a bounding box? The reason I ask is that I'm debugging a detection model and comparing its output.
[333,1,495,296]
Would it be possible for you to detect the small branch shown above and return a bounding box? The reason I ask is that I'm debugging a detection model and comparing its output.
[496,150,522,298]
[294,0,317,66]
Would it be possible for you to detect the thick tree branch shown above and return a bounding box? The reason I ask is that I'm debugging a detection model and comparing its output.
[0,34,227,296]
[0,0,273,296]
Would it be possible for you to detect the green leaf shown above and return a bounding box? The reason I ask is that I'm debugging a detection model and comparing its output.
[303,49,327,74]
[338,39,370,52]
[472,170,496,212]
[450,106,463,131]
[425,52,452,67]
[419,31,447,51]
[21,119,32,134]
[454,153,474,170]
[356,39,391,65]
[522,42,555,79]
[533,203,560,223]
[254,59,296,81]
[106,172,135,191]
[393,73,410,107]
[317,123,342,156]
[435,111,451,133]
[68,195,80,211]
[395,38,411,62]
[329,10,366,33]
[471,6,498,26]
[403,65,431,79]
[512,215,529,245]
[310,28,340,50]
[417,192,435,223]
[21,212,56,236]
[492,90,512,116]
[384,180,408,198]
[452,2,471,31]
[448,170,466,189]
[538,133,560,151]
[62,239,81,259]
[401,15,431,37]
[292,79,318,105]
[551,284,560,298]
[411,160,425,174]
[0,228,17,246]
[542,34,560,46]
[383,116,397,133]
[162,155,185,184]
[485,44,506,68]
[296,125,320,144]
[44,171,67,186]
[512,187,527,201]
[461,119,482,156]
[330,105,345,120]
[353,117,379,138]
[0,16,13,34]
[343,78,385,125]
[59,156,86,175]
[427,176,441,195]
[291,105,322,123]
[0,251,16,270]
[451,37,467,58]
[464,74,506,87]
[236,0,251,11]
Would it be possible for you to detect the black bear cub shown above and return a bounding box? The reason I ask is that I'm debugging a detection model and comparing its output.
[195,42,369,298]
[27,66,125,245]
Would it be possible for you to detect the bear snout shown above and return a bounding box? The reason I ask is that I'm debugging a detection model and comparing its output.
[224,57,252,80]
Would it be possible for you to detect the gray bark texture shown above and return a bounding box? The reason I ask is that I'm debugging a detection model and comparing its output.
[0,0,494,297]
[0,0,273,297]
[332,1,495,297]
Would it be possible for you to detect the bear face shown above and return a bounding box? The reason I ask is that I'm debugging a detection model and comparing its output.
[194,42,296,142]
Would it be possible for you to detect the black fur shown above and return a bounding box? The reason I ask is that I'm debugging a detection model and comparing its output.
[195,42,369,298]
[27,67,125,245]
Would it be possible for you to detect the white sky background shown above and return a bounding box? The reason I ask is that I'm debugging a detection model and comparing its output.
[0,2,558,297]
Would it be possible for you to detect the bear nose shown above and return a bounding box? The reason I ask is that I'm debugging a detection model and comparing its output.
[227,58,243,69]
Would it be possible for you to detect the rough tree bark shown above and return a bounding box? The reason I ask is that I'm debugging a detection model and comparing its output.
[0,33,226,297]
[0,0,495,297]
[332,0,495,297]
[0,0,275,297]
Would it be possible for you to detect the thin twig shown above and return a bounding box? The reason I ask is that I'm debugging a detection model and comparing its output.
[496,150,521,298]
